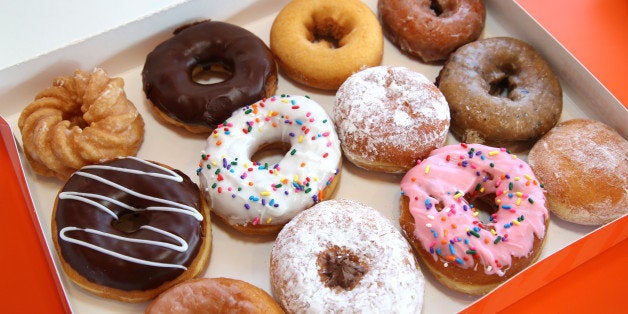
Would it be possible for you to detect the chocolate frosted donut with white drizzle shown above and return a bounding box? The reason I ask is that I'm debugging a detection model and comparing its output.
[52,157,211,302]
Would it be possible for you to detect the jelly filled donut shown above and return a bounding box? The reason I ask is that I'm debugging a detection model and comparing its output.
[528,119,628,225]
[52,157,211,302]
[146,278,283,314]
[334,65,450,173]
[271,199,425,312]
[378,0,486,62]
[142,20,277,133]
[437,37,562,150]
[400,143,549,294]
[270,0,383,90]
[197,95,341,235]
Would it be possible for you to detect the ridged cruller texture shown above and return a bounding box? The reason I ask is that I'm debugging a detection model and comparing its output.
[18,68,144,179]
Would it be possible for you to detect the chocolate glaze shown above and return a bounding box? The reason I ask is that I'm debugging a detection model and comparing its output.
[54,158,206,291]
[142,20,277,129]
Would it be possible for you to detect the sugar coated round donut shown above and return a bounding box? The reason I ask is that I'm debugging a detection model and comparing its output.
[146,278,283,314]
[52,157,211,302]
[400,143,549,294]
[18,68,144,180]
[270,0,383,90]
[528,119,628,225]
[437,37,562,151]
[197,95,342,235]
[334,65,450,173]
[378,0,485,62]
[270,199,425,312]
[142,20,277,133]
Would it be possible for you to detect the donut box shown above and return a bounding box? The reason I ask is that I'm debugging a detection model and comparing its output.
[0,0,626,312]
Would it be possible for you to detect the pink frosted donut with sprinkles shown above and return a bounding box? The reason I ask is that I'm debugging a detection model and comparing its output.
[399,143,549,295]
[197,95,341,235]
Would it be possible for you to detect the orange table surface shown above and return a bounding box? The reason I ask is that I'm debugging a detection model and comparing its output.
[515,0,628,108]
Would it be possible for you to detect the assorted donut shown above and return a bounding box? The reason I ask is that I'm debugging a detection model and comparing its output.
[15,0,627,311]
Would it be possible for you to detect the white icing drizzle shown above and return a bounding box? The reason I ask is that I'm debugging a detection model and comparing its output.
[58,157,203,269]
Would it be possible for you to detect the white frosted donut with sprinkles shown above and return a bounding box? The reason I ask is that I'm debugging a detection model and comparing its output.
[399,143,549,295]
[198,95,341,235]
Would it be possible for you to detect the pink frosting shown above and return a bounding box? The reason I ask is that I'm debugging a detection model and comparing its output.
[400,143,548,276]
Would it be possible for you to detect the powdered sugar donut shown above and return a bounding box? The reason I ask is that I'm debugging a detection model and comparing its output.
[197,95,341,235]
[270,199,424,312]
[334,65,450,173]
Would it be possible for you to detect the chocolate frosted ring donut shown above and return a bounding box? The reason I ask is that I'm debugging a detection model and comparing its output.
[142,20,277,133]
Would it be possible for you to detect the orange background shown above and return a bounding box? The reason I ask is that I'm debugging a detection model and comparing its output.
[515,0,628,108]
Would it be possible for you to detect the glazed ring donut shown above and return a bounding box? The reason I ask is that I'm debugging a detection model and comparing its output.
[378,0,485,62]
[270,199,425,312]
[334,65,450,173]
[52,157,211,302]
[145,278,283,313]
[18,68,144,180]
[142,20,277,133]
[400,143,549,294]
[437,37,563,150]
[197,95,342,235]
[270,0,383,90]
[528,119,628,225]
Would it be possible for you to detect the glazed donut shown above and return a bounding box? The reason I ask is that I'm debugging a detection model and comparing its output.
[52,157,211,302]
[270,199,425,312]
[437,37,562,151]
[528,119,628,225]
[270,0,383,90]
[334,65,450,173]
[145,277,283,314]
[18,68,144,180]
[142,20,277,133]
[400,143,549,294]
[378,0,485,62]
[197,95,341,235]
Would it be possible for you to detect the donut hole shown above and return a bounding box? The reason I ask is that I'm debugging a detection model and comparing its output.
[428,0,456,17]
[250,142,292,166]
[428,195,445,212]
[307,13,350,49]
[111,210,149,234]
[62,110,88,129]
[317,245,368,290]
[488,64,519,100]
[192,62,233,85]
[465,193,499,228]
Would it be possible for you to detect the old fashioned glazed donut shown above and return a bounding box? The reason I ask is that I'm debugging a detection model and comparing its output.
[528,119,628,225]
[400,143,549,294]
[334,65,450,173]
[146,278,283,314]
[378,0,486,62]
[18,68,144,179]
[271,199,425,312]
[270,0,383,90]
[197,95,341,235]
[142,20,277,133]
[52,157,211,302]
[436,37,562,150]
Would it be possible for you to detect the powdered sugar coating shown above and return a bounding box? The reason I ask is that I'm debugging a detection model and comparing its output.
[334,65,450,172]
[270,199,424,312]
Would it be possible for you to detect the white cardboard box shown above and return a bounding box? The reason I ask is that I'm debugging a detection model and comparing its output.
[0,0,626,313]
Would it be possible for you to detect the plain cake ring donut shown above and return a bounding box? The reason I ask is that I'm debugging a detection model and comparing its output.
[270,0,384,90]
[142,20,277,133]
[436,37,562,150]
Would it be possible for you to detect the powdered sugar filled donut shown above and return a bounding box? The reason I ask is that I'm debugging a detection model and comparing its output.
[334,66,450,172]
